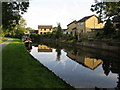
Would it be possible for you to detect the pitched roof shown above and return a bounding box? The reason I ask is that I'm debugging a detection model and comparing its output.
[38,25,52,29]
[67,20,77,26]
[77,15,96,22]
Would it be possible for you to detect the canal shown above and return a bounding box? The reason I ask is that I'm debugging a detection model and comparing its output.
[29,42,120,88]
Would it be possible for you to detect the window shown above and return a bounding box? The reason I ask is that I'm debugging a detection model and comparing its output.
[44,32,46,34]
[40,32,42,34]
[78,22,84,26]
[49,29,51,31]
[44,28,46,31]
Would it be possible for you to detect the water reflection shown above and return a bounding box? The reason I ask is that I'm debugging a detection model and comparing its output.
[30,43,120,89]
[38,45,52,52]
[56,48,61,61]
[67,51,102,70]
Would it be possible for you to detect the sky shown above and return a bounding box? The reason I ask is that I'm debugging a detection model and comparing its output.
[22,0,96,30]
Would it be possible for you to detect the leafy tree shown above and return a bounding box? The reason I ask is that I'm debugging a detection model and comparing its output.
[91,1,120,39]
[55,23,62,39]
[2,2,29,31]
[104,19,115,35]
[91,1,120,20]
[26,27,35,31]
[7,17,27,38]
[74,30,78,40]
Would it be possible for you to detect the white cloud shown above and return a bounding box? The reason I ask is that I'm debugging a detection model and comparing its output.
[22,0,95,29]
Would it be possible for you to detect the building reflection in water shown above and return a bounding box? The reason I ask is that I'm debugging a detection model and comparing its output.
[38,45,52,52]
[66,49,120,89]
[67,51,102,70]
[34,43,120,89]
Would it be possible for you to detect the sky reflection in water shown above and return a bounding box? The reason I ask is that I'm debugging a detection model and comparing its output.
[30,45,119,88]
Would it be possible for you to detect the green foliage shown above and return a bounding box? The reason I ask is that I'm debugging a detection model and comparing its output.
[3,17,27,39]
[91,1,120,20]
[67,39,76,44]
[26,27,34,31]
[80,33,88,40]
[91,1,120,41]
[2,2,29,33]
[55,23,62,39]
[103,19,115,35]
[1,27,5,37]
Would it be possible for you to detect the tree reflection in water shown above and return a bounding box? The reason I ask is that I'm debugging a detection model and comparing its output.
[56,48,61,61]
[31,41,120,89]
[102,60,111,76]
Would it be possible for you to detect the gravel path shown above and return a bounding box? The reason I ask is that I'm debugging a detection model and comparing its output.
[0,38,13,52]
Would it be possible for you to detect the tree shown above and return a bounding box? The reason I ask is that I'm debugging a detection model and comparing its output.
[91,1,120,20]
[7,17,27,38]
[55,23,62,39]
[91,1,120,39]
[26,27,34,31]
[2,2,29,31]
[104,19,115,35]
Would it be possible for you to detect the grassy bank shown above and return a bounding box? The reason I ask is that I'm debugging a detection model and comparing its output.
[2,39,74,88]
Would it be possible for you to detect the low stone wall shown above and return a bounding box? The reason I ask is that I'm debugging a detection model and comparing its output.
[76,40,119,53]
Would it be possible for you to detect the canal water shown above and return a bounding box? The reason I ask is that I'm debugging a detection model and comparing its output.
[30,42,120,88]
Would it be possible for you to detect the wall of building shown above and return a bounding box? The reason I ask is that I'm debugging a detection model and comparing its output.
[38,28,53,34]
[76,22,85,33]
[66,22,77,35]
[85,16,103,33]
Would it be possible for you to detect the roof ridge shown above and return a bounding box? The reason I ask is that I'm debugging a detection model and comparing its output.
[77,15,95,22]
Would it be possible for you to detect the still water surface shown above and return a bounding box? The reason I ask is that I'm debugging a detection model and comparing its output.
[30,43,120,88]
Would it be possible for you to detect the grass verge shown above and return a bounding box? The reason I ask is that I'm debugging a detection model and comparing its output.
[2,38,74,88]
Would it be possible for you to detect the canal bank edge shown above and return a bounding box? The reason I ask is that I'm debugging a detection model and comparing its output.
[2,38,74,89]
[37,38,119,54]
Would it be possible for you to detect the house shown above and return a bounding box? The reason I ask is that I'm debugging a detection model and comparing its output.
[66,20,77,35]
[66,15,103,37]
[38,25,53,34]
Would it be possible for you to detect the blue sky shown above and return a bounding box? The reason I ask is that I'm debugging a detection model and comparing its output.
[22,0,96,29]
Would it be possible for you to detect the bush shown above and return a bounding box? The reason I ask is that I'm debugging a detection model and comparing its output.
[67,39,76,43]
